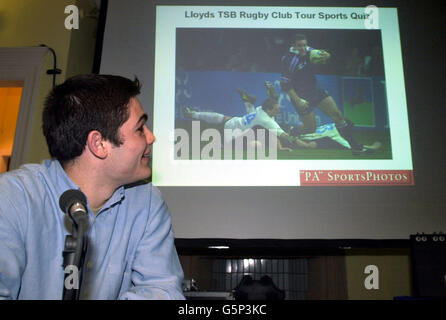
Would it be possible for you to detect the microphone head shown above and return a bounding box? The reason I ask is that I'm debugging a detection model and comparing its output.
[59,189,87,214]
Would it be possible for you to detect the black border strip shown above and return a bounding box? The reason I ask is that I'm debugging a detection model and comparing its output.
[175,238,410,256]
[92,0,109,74]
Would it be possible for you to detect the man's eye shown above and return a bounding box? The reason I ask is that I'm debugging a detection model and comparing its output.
[137,126,144,132]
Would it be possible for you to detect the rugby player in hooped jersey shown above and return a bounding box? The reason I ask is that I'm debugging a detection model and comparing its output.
[280,34,381,155]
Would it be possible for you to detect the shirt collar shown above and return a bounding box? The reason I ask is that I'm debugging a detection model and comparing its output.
[44,159,125,215]
[99,186,125,214]
[45,159,80,192]
[290,46,300,55]
[290,46,311,55]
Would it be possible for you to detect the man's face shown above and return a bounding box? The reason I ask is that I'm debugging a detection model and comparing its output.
[105,97,155,186]
[294,39,308,56]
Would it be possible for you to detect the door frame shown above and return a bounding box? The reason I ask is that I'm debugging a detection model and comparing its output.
[0,47,49,170]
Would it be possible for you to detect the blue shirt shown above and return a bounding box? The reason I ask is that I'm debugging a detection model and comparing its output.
[0,160,185,300]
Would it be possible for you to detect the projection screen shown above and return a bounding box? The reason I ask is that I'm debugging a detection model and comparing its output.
[100,0,445,240]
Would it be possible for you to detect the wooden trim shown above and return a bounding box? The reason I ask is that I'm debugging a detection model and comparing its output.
[0,80,24,87]
[307,256,348,300]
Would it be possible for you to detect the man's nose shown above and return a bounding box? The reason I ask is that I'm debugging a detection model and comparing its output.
[145,126,156,144]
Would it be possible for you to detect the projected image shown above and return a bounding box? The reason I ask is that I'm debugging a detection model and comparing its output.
[174,28,391,160]
[153,6,412,186]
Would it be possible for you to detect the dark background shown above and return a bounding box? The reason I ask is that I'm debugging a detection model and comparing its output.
[177,28,384,76]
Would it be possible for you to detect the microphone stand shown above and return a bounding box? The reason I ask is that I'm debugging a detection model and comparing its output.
[62,210,89,300]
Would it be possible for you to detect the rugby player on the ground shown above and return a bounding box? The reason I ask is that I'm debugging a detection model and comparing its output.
[183,82,316,151]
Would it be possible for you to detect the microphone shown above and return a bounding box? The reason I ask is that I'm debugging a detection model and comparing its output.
[59,189,88,229]
[59,189,89,300]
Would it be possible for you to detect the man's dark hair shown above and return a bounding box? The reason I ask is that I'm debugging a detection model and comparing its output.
[292,34,307,44]
[42,74,141,164]
[261,97,279,111]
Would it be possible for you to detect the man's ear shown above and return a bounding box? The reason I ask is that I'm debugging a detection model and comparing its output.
[86,130,108,159]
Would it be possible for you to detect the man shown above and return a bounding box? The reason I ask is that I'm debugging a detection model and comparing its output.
[0,74,185,299]
[280,34,380,155]
[183,83,316,151]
